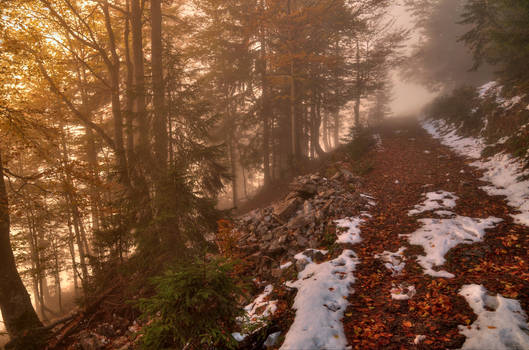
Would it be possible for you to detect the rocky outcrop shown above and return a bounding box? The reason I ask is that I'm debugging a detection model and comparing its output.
[235,165,368,280]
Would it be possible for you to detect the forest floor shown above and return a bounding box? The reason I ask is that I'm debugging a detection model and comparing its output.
[48,118,529,350]
[338,118,529,349]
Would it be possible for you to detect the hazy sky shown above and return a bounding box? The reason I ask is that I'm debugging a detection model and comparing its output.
[388,2,437,116]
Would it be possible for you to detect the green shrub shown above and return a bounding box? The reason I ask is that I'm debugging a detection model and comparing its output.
[137,257,245,350]
[425,86,482,135]
[342,128,376,161]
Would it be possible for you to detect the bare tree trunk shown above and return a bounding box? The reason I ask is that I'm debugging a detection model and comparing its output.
[60,135,89,294]
[287,0,297,164]
[259,6,271,186]
[124,0,135,165]
[311,94,325,157]
[151,0,167,173]
[66,214,79,296]
[228,134,238,208]
[0,150,44,338]
[103,0,130,188]
[131,0,149,159]
[354,39,361,130]
[51,236,63,313]
[333,112,340,148]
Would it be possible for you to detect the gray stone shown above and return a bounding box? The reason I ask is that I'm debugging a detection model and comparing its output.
[287,214,309,229]
[266,241,284,255]
[296,234,309,247]
[303,200,313,215]
[262,231,273,241]
[273,197,300,220]
[264,332,282,348]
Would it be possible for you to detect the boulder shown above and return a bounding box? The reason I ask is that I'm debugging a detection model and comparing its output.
[296,234,309,248]
[273,197,300,221]
[287,214,309,230]
[289,183,318,198]
[266,241,285,256]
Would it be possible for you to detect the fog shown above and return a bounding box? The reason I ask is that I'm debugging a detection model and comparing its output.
[388,0,492,117]
[389,2,436,116]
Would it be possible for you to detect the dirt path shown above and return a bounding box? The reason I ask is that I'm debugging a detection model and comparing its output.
[343,119,529,349]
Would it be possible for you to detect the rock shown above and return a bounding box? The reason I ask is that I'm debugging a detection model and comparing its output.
[271,268,282,278]
[319,189,336,199]
[262,231,273,241]
[273,197,300,221]
[78,331,107,350]
[266,241,284,255]
[295,257,311,272]
[94,323,115,338]
[331,171,342,181]
[285,191,300,201]
[310,174,321,181]
[287,214,309,229]
[296,234,309,248]
[304,249,326,263]
[257,224,269,236]
[289,182,318,198]
[264,331,282,348]
[303,200,313,215]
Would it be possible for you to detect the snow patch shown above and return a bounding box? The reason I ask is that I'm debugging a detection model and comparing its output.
[408,216,502,278]
[281,250,359,350]
[423,119,529,227]
[375,247,407,276]
[280,261,293,270]
[334,217,365,244]
[459,284,529,350]
[244,284,278,322]
[422,120,484,159]
[414,335,426,345]
[408,190,458,216]
[391,284,416,300]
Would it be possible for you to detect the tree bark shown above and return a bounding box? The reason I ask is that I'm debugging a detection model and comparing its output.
[0,150,44,338]
[287,0,297,164]
[124,0,135,166]
[228,133,239,208]
[131,0,149,159]
[151,0,167,173]
[102,0,130,188]
[260,0,271,186]
[333,112,340,148]
[354,39,361,130]
[311,94,325,157]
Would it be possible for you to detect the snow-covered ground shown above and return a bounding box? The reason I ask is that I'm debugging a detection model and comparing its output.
[459,284,529,350]
[422,119,529,227]
[334,214,369,244]
[244,284,278,323]
[406,215,502,278]
[279,209,372,349]
[237,207,372,349]
[405,189,502,278]
[281,249,359,350]
[375,247,406,276]
[408,191,458,216]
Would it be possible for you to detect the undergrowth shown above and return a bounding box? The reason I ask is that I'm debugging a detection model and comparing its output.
[136,256,245,350]
[424,84,529,169]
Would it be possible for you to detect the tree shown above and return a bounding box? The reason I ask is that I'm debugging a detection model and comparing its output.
[0,148,44,342]
[461,0,529,94]
[404,0,493,91]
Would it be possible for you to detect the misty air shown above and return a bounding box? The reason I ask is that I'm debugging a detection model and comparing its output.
[0,0,528,349]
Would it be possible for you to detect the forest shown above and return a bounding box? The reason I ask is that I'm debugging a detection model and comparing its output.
[1,0,529,349]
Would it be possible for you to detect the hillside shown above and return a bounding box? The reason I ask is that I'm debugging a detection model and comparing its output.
[44,118,529,350]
